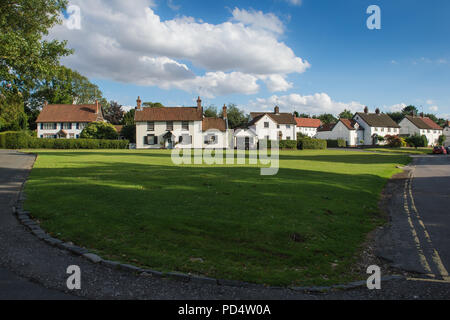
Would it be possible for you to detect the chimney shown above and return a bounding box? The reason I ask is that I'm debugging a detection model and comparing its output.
[95,100,99,114]
[364,106,369,114]
[274,106,280,114]
[375,108,380,115]
[420,112,424,118]
[136,96,142,110]
[197,96,202,109]
[222,104,228,119]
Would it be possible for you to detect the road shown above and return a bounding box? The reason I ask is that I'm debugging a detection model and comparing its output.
[0,149,449,300]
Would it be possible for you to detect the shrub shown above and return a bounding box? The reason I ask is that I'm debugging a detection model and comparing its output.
[438,135,445,146]
[298,137,327,150]
[405,134,428,148]
[327,139,346,148]
[385,135,406,148]
[279,140,297,150]
[0,131,129,149]
[80,122,119,140]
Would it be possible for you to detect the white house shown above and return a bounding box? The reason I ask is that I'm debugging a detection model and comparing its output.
[295,118,322,138]
[248,107,297,142]
[233,128,258,150]
[36,101,105,139]
[399,115,444,146]
[135,97,232,149]
[316,119,365,147]
[444,121,450,146]
[353,108,401,145]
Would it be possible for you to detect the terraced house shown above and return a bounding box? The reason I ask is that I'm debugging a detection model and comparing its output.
[295,117,322,138]
[399,114,444,146]
[36,101,105,139]
[135,97,232,149]
[248,106,297,142]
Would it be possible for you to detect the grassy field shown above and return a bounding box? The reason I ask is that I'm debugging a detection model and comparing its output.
[23,149,410,286]
[364,147,433,155]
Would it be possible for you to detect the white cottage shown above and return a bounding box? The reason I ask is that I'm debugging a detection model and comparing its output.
[399,115,444,146]
[353,108,401,145]
[134,97,232,149]
[248,106,297,142]
[36,101,105,139]
[444,121,450,146]
[295,117,322,138]
[316,119,365,147]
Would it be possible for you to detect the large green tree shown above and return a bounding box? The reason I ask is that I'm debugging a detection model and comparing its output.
[0,92,28,131]
[317,113,338,125]
[226,104,248,129]
[204,105,218,118]
[339,109,353,119]
[0,0,72,95]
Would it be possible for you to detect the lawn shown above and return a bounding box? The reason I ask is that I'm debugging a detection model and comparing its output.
[23,149,410,286]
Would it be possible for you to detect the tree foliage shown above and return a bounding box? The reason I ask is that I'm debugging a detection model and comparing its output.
[338,109,353,119]
[317,113,338,125]
[80,122,118,140]
[226,104,248,129]
[143,102,164,108]
[204,106,218,118]
[103,101,124,125]
[0,92,28,131]
[122,109,135,126]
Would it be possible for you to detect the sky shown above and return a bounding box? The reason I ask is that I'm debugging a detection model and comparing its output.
[50,0,450,118]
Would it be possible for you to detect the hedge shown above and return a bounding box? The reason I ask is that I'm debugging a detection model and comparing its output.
[279,140,297,150]
[298,137,327,150]
[0,131,129,149]
[326,139,346,148]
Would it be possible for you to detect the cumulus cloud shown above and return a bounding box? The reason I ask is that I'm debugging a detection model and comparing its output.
[248,93,365,115]
[50,0,310,97]
[388,103,407,112]
[429,105,439,112]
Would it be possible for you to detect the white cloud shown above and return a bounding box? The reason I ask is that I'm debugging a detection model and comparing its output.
[248,93,365,115]
[50,0,310,98]
[286,0,302,6]
[429,105,439,112]
[167,0,180,11]
[231,8,284,34]
[388,103,407,112]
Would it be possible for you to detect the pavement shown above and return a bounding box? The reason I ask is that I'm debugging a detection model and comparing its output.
[0,149,449,300]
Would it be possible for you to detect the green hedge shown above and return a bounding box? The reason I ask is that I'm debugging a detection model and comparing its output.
[279,140,297,150]
[298,137,327,150]
[327,139,347,148]
[0,131,129,149]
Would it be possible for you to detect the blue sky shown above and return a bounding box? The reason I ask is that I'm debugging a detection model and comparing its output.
[53,0,450,118]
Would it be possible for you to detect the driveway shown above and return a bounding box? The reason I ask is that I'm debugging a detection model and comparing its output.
[0,149,449,300]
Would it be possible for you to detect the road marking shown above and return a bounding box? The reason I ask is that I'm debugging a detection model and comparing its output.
[407,277,450,284]
[403,178,433,274]
[407,173,450,281]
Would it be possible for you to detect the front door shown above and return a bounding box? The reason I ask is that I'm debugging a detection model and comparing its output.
[245,137,250,150]
[167,138,173,149]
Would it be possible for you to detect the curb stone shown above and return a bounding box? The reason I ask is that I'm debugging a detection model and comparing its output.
[14,158,407,292]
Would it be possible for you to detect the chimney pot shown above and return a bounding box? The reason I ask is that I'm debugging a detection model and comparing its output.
[197,96,202,109]
[136,96,142,110]
[95,100,99,114]
[364,106,369,114]
[420,112,424,118]
[375,108,380,115]
[274,106,280,114]
[222,104,228,119]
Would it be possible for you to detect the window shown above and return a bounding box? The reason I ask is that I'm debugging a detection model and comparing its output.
[286,125,291,129]
[277,125,280,129]
[78,123,87,130]
[76,135,80,139]
[204,134,217,145]
[287,137,291,140]
[145,134,158,145]
[167,121,174,131]
[147,122,155,131]
[182,121,189,131]
[264,122,269,128]
[63,123,72,130]
[181,134,192,145]
[43,123,57,130]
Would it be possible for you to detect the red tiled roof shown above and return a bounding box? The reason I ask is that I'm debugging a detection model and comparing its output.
[295,118,322,128]
[421,117,443,130]
[202,118,227,132]
[340,119,358,130]
[36,104,103,123]
[405,115,443,130]
[317,123,336,132]
[135,107,203,122]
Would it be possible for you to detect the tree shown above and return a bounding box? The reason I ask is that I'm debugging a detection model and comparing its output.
[438,135,446,146]
[143,102,164,108]
[386,112,404,124]
[402,105,419,116]
[0,0,72,96]
[226,104,248,129]
[298,113,310,118]
[0,92,28,131]
[80,122,118,140]
[293,111,299,118]
[121,124,136,143]
[204,106,218,118]
[104,101,124,125]
[317,114,338,125]
[339,109,353,119]
[122,109,136,126]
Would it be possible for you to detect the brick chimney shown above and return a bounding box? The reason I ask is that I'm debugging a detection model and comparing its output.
[222,104,228,119]
[197,96,202,109]
[420,112,424,118]
[364,106,369,114]
[375,108,380,115]
[95,100,99,114]
[136,96,142,110]
[274,106,280,114]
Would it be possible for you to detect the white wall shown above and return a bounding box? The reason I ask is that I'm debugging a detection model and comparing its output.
[296,127,317,138]
[251,115,296,141]
[354,115,400,145]
[37,122,88,139]
[399,118,443,146]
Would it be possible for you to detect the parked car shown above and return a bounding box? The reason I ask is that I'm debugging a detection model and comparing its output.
[446,146,450,154]
[433,146,447,154]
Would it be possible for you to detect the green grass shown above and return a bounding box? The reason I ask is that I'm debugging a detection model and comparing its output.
[364,147,433,155]
[23,149,410,286]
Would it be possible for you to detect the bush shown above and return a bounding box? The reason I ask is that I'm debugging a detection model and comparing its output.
[405,134,428,148]
[327,139,346,148]
[80,122,119,140]
[385,135,406,148]
[0,131,129,149]
[298,137,327,150]
[279,140,297,150]
[438,135,445,146]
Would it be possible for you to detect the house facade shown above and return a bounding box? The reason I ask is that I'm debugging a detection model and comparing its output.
[36,101,104,139]
[353,108,401,145]
[444,121,450,146]
[295,118,322,138]
[399,115,444,146]
[248,107,297,142]
[135,97,232,149]
[316,119,365,146]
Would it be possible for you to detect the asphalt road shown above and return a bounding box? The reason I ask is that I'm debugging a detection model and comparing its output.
[0,150,449,300]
